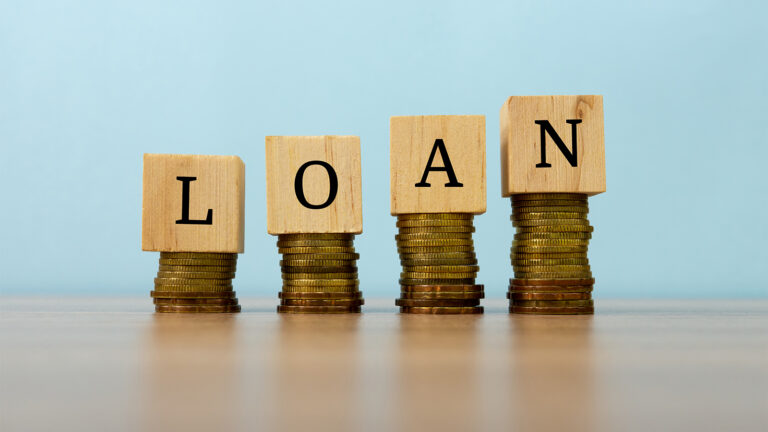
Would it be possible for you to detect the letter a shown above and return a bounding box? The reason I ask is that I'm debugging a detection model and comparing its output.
[415,139,463,188]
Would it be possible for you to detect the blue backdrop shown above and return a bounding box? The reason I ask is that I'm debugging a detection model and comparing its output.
[1,0,766,298]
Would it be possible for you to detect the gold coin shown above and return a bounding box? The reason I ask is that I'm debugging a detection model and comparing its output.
[512,193,587,201]
[276,240,354,247]
[512,258,589,266]
[154,277,232,286]
[401,265,480,273]
[401,258,478,266]
[513,239,590,247]
[399,306,483,314]
[511,299,594,307]
[514,272,593,279]
[151,290,236,298]
[514,264,591,272]
[280,259,357,266]
[399,252,476,259]
[512,252,588,259]
[514,232,592,240]
[160,252,237,260]
[512,200,588,208]
[153,297,239,306]
[396,239,474,247]
[397,213,474,221]
[400,291,484,300]
[400,278,476,285]
[278,233,354,240]
[153,285,233,293]
[508,292,591,301]
[396,219,474,228]
[508,285,593,293]
[282,272,358,280]
[283,279,359,287]
[512,206,589,213]
[512,248,588,255]
[401,272,477,279]
[158,265,235,272]
[158,258,237,266]
[155,304,241,313]
[512,219,591,227]
[281,267,358,275]
[279,291,363,299]
[397,226,475,234]
[278,247,356,254]
[280,253,359,261]
[398,246,475,253]
[156,271,235,279]
[401,284,484,292]
[515,225,594,233]
[277,305,360,314]
[396,298,480,307]
[280,298,363,307]
[395,233,473,241]
[512,212,588,220]
[281,285,359,293]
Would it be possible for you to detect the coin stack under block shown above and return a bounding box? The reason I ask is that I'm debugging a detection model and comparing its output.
[151,252,241,313]
[395,213,484,314]
[508,193,594,314]
[276,233,363,313]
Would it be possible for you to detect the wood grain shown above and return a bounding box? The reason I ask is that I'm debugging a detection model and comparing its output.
[141,154,245,253]
[265,136,362,234]
[500,95,605,196]
[390,115,486,215]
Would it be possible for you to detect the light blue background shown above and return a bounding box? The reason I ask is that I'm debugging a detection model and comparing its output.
[1,0,766,298]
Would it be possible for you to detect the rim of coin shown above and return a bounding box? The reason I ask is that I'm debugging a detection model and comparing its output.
[279,291,363,299]
[515,225,594,233]
[397,213,474,220]
[280,298,364,306]
[400,291,484,299]
[154,277,233,285]
[396,220,475,228]
[399,306,483,314]
[278,233,355,240]
[399,278,476,286]
[510,299,594,307]
[508,285,593,293]
[509,306,593,315]
[511,278,595,286]
[400,284,483,292]
[397,226,476,234]
[155,304,241,313]
[276,240,354,247]
[151,290,237,298]
[512,193,587,201]
[277,305,361,313]
[153,297,239,305]
[278,247,357,254]
[160,252,237,260]
[156,271,236,279]
[508,292,591,300]
[395,298,480,307]
[281,253,359,261]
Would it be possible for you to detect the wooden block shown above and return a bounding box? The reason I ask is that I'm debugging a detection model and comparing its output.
[500,95,605,196]
[265,136,362,234]
[390,115,486,215]
[142,154,245,252]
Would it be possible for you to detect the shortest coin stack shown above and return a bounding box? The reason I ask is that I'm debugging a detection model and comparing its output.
[277,233,363,313]
[151,252,241,313]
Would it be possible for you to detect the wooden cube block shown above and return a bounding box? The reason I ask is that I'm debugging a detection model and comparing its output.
[390,115,486,215]
[265,136,362,234]
[142,154,245,252]
[500,95,605,196]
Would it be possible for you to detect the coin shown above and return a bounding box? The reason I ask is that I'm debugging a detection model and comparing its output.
[280,259,357,267]
[396,233,473,241]
[278,247,357,254]
[508,292,592,300]
[159,259,237,266]
[401,284,484,292]
[397,213,474,221]
[400,278,476,285]
[398,246,475,253]
[514,272,593,279]
[399,306,483,314]
[512,212,588,220]
[514,232,592,240]
[282,272,358,280]
[158,265,235,272]
[512,246,589,253]
[281,285,360,293]
[401,258,478,266]
[282,279,359,287]
[279,233,354,240]
[277,305,361,313]
[515,265,591,272]
[156,271,236,279]
[401,272,477,279]
[155,304,241,313]
[154,277,233,286]
[399,252,477,260]
[278,291,363,299]
[511,299,594,307]
[396,239,475,247]
[281,266,358,274]
[276,240,354,247]
[280,253,359,261]
[512,193,587,201]
[400,291,484,300]
[153,297,239,305]
[513,239,590,247]
[397,226,476,234]
[512,258,589,266]
[512,219,592,227]
[513,200,588,209]
[509,306,593,315]
[515,225,593,233]
[280,298,364,306]
[153,285,233,293]
[396,298,480,307]
[396,219,475,228]
[151,290,237,298]
[160,252,237,260]
[508,284,593,293]
[511,278,595,286]
[512,206,589,213]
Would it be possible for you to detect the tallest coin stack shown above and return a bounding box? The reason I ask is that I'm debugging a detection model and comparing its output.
[508,193,595,314]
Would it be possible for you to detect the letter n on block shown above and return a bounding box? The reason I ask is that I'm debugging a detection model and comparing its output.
[265,136,362,234]
[142,154,245,252]
[500,95,606,196]
[390,115,486,215]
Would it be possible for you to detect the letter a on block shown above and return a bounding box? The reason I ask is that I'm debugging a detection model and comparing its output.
[142,154,245,252]
[390,115,486,215]
[265,136,362,234]
[500,95,605,196]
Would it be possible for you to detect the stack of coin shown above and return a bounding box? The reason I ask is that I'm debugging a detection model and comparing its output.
[151,252,241,313]
[508,193,594,314]
[277,233,363,313]
[395,213,484,314]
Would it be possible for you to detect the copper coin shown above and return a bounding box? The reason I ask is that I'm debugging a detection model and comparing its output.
[509,306,593,315]
[153,297,239,305]
[510,299,594,307]
[277,305,361,314]
[396,298,480,307]
[401,284,484,292]
[151,290,237,298]
[155,304,241,313]
[511,278,595,286]
[400,306,483,315]
[400,291,484,300]
[508,284,593,293]
[507,292,592,301]
[280,298,364,307]
[278,291,363,299]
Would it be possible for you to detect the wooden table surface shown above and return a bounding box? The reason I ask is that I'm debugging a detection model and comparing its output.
[1,297,766,432]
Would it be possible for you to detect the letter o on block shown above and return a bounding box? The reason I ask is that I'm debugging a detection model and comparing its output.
[265,136,362,234]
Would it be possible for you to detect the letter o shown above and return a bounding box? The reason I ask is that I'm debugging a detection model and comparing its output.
[294,161,338,210]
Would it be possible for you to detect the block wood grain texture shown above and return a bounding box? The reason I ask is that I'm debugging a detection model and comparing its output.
[390,115,486,215]
[500,95,605,196]
[265,136,362,234]
[142,154,245,252]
